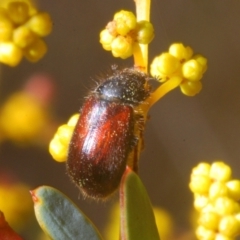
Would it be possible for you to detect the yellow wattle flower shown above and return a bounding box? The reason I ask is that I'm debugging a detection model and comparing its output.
[0,91,49,143]
[49,113,79,162]
[99,10,154,59]
[0,0,52,66]
[189,161,240,239]
[149,43,207,106]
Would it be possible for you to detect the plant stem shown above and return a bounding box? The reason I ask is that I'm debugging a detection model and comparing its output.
[150,77,182,107]
[131,0,151,168]
[134,0,151,72]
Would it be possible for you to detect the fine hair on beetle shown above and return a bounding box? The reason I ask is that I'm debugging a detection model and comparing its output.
[66,66,157,200]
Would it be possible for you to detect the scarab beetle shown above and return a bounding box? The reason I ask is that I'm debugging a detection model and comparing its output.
[66,67,152,199]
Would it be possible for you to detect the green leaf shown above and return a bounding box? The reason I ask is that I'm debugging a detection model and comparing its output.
[120,167,160,240]
[31,186,103,240]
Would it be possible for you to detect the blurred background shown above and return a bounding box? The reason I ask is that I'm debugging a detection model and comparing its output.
[1,0,240,239]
